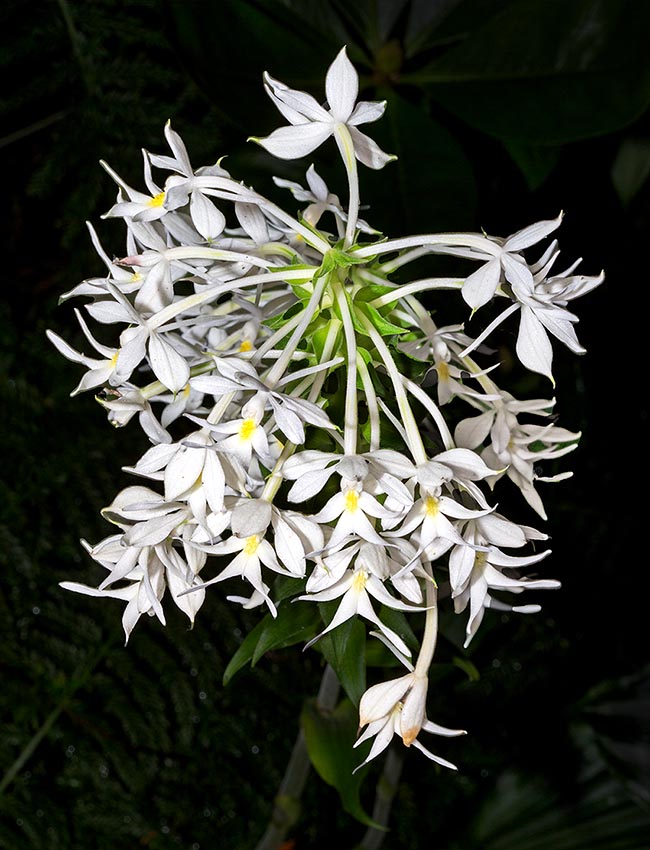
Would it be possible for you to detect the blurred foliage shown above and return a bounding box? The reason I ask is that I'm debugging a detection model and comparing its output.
[1,0,649,847]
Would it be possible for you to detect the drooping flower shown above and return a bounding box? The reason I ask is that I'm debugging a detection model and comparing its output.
[354,673,466,770]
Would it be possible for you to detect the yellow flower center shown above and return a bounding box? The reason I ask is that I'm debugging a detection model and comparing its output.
[147,192,166,208]
[474,551,488,569]
[239,339,253,352]
[424,496,440,517]
[345,490,360,512]
[239,418,257,441]
[243,535,260,556]
[352,570,367,591]
[436,361,449,380]
[110,351,119,368]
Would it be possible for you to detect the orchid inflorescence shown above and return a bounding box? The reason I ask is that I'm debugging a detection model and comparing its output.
[49,47,603,772]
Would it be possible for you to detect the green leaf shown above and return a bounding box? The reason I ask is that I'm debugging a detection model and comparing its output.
[251,601,321,665]
[222,599,319,684]
[377,606,421,656]
[356,302,408,336]
[222,616,268,685]
[414,0,650,144]
[311,320,340,361]
[301,697,382,829]
[354,282,396,302]
[452,655,481,682]
[318,618,367,707]
[611,136,650,206]
[503,139,562,190]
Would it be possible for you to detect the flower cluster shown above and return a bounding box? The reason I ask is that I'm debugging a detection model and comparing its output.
[50,47,603,772]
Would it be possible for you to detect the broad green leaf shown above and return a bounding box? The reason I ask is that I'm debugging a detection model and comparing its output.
[318,618,367,707]
[356,302,408,336]
[222,598,319,684]
[412,0,650,144]
[452,655,481,682]
[252,601,322,665]
[222,616,268,685]
[301,697,381,829]
[377,605,421,656]
[503,140,562,190]
[611,137,650,207]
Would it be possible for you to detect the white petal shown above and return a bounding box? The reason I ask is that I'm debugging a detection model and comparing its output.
[272,401,305,444]
[234,202,269,244]
[502,253,534,291]
[164,121,193,174]
[325,46,358,122]
[461,257,501,310]
[85,300,134,325]
[263,73,331,123]
[164,446,204,501]
[434,448,499,481]
[516,306,554,382]
[454,412,494,450]
[348,100,387,126]
[348,126,396,170]
[287,468,336,503]
[231,499,273,537]
[305,164,329,200]
[148,333,190,393]
[190,190,226,241]
[253,122,333,160]
[359,674,412,725]
[114,330,148,381]
[503,213,563,252]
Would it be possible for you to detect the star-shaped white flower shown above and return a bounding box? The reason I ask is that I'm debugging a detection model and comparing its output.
[250,47,395,169]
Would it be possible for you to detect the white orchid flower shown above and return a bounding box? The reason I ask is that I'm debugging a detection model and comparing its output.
[354,673,466,770]
[250,47,395,169]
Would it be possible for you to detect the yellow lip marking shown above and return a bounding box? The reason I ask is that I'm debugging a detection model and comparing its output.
[352,570,367,591]
[436,361,450,380]
[147,192,166,208]
[424,496,439,517]
[239,418,257,441]
[345,490,360,512]
[244,535,260,556]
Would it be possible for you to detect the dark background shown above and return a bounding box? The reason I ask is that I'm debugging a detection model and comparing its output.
[1,1,649,848]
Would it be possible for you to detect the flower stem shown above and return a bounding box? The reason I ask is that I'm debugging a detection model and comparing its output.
[358,312,427,464]
[265,273,329,388]
[414,580,438,678]
[334,124,360,248]
[333,280,359,454]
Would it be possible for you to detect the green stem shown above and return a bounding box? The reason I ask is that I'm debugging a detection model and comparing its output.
[352,233,499,260]
[254,664,340,850]
[265,273,329,388]
[358,312,427,464]
[334,124,360,248]
[414,579,439,678]
[355,747,404,850]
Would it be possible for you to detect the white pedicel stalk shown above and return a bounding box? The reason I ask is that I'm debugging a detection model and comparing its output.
[49,46,603,772]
